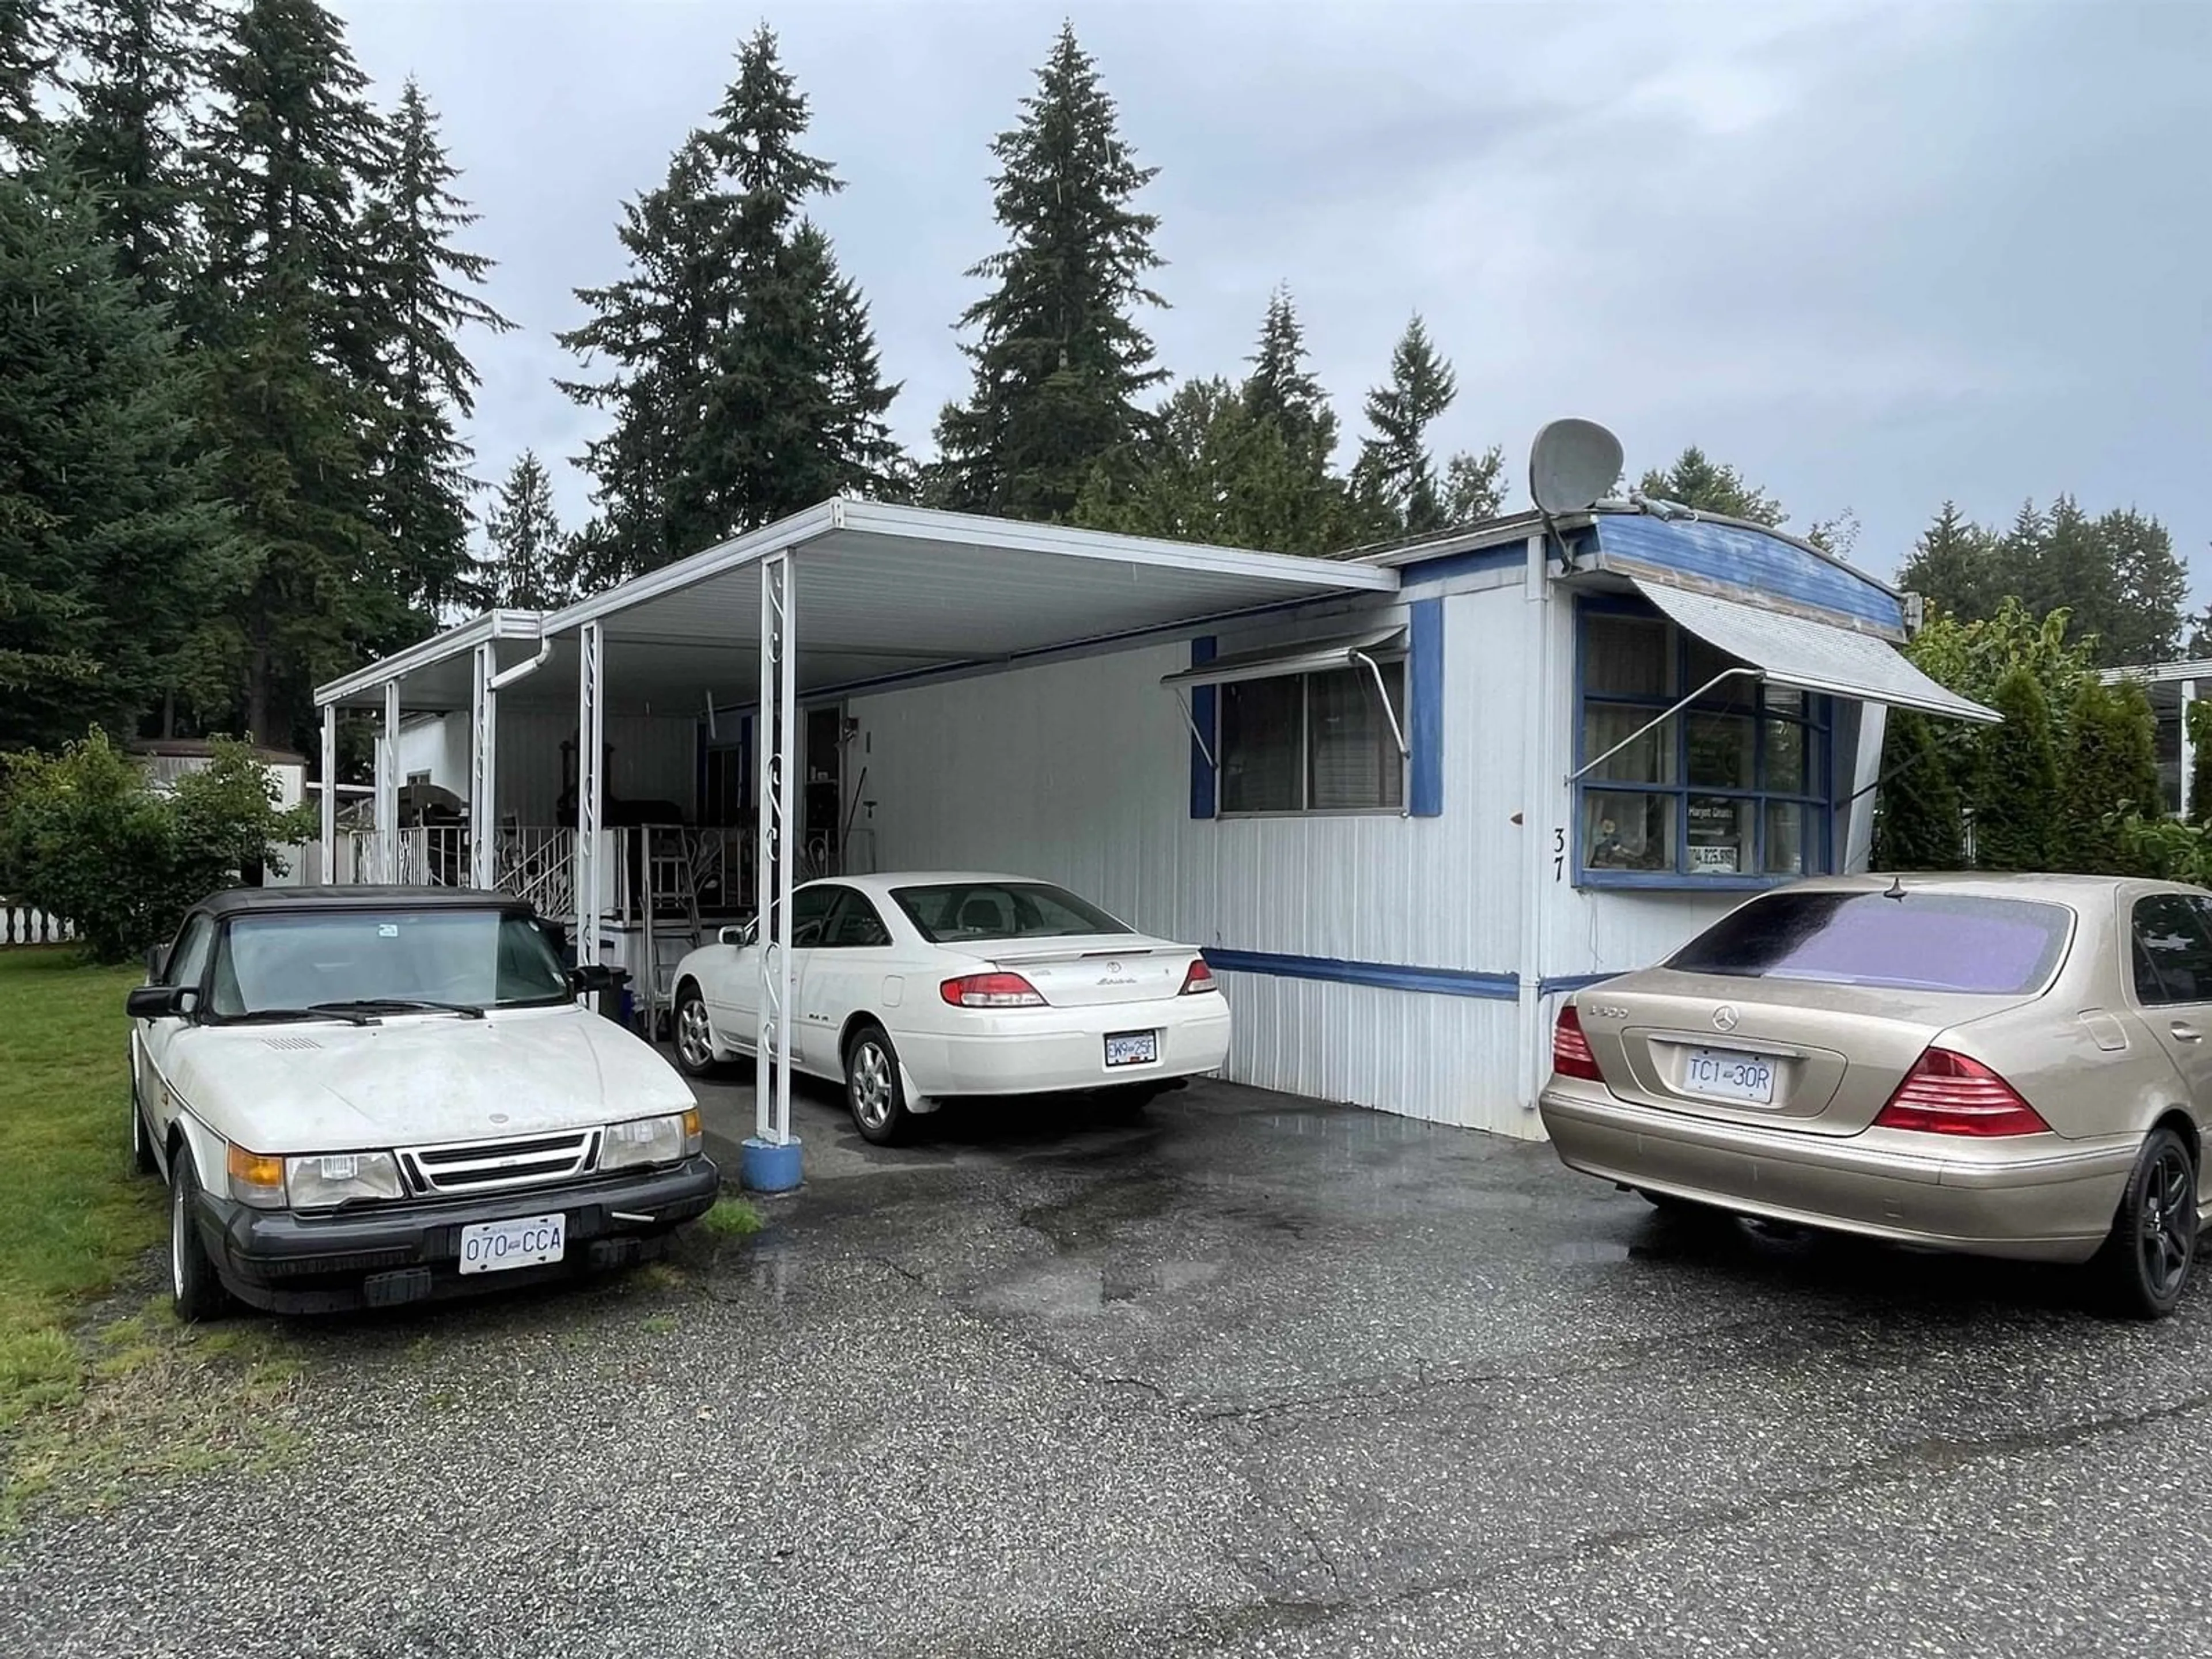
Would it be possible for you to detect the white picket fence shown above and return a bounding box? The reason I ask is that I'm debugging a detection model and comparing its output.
[1,903,75,948]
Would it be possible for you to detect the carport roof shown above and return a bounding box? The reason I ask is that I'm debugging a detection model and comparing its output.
[316,500,1399,714]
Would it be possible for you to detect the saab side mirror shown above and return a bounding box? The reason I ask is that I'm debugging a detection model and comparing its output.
[719,923,756,948]
[570,963,619,993]
[143,945,165,982]
[126,984,191,1021]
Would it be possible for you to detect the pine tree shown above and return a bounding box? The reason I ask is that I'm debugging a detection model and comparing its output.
[930,23,1166,521]
[2058,677,2162,873]
[0,142,241,749]
[2021,495,2118,661]
[362,77,514,617]
[2097,507,2186,666]
[0,0,49,155]
[560,137,721,580]
[1442,446,1506,524]
[1076,376,1351,554]
[58,0,214,307]
[1872,711,1964,870]
[1897,501,1999,623]
[1242,287,1335,464]
[194,0,395,747]
[1635,446,1786,526]
[563,27,904,575]
[1352,313,1457,537]
[477,451,566,611]
[1974,665,2061,871]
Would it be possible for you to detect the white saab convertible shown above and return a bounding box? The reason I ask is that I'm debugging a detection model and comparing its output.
[669,873,1232,1142]
[128,887,719,1320]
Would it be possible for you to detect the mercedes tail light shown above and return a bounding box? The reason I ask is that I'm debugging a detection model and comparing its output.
[1873,1048,2051,1137]
[1180,957,1218,995]
[1552,1005,1604,1082]
[940,972,1046,1009]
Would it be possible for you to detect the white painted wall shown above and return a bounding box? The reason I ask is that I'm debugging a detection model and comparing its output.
[847,580,1545,1137]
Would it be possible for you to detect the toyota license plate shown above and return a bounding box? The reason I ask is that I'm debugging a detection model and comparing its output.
[1105,1030,1160,1068]
[458,1213,567,1275]
[1681,1047,1777,1105]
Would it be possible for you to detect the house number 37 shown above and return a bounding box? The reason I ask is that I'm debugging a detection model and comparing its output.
[1553,827,1565,881]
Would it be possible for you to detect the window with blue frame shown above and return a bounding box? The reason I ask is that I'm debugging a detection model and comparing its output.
[1576,599,1833,882]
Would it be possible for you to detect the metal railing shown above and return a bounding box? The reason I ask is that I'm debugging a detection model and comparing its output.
[1,903,74,947]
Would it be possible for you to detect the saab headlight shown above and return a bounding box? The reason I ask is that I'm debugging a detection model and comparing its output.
[601,1109,702,1169]
[285,1150,404,1210]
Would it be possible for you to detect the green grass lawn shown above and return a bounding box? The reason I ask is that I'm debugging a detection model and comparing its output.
[0,948,160,1429]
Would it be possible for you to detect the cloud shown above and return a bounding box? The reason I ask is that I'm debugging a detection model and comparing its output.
[334,0,2212,599]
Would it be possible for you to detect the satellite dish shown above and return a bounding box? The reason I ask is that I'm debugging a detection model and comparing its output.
[1528,419,1624,517]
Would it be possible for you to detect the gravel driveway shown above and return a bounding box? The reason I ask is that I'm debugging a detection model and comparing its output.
[7,1076,2212,1657]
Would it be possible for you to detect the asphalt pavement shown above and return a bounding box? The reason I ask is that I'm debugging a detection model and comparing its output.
[7,1070,2210,1657]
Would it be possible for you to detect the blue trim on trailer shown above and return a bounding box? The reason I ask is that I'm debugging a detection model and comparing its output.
[1202,948,1518,1001]
[1190,635,1217,820]
[1395,544,1528,585]
[1592,514,1903,632]
[1408,600,1444,817]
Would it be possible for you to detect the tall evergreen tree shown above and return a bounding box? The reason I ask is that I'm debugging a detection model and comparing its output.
[1974,665,2061,870]
[1636,446,1786,526]
[2097,506,2187,665]
[1872,710,1964,870]
[476,450,566,611]
[1242,287,1334,465]
[563,27,903,577]
[194,0,395,745]
[1076,376,1348,555]
[1897,501,1999,623]
[1442,446,1506,524]
[2021,494,2118,659]
[58,0,213,307]
[0,142,240,749]
[0,0,50,155]
[362,77,513,616]
[930,23,1166,521]
[1352,313,1457,537]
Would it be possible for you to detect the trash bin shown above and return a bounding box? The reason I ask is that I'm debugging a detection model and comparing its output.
[597,969,632,1025]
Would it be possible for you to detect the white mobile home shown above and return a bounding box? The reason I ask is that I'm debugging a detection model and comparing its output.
[315,495,1990,1150]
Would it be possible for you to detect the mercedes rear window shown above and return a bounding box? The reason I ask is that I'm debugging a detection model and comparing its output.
[1666,891,2073,994]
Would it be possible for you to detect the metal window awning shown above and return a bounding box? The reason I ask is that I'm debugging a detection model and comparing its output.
[1161,624,1410,768]
[1158,625,1407,690]
[1628,579,1999,724]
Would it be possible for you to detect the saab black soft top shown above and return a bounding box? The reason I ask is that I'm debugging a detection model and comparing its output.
[191,885,531,919]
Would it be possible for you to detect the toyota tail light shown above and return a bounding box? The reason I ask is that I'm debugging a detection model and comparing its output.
[1180,957,1218,995]
[940,972,1046,1009]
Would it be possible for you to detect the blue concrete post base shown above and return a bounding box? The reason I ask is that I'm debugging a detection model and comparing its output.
[740,1135,804,1193]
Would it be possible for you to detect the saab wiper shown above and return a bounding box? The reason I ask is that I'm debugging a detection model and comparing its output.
[234,1006,377,1027]
[310,998,487,1020]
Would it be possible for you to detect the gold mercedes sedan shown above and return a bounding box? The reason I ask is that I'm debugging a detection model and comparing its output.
[1540,874,2211,1319]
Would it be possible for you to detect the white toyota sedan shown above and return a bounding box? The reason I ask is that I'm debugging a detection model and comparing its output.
[669,873,1232,1142]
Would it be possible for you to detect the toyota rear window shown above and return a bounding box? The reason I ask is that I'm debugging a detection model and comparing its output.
[1666,891,2073,994]
[892,882,1131,944]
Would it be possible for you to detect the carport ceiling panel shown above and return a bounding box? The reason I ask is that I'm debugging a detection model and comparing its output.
[594,533,1366,664]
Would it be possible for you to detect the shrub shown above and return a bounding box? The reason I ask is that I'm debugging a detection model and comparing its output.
[2059,677,2161,874]
[1871,710,1964,870]
[0,730,314,963]
[1973,666,2061,872]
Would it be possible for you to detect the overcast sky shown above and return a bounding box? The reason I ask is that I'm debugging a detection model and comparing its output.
[333,0,2211,598]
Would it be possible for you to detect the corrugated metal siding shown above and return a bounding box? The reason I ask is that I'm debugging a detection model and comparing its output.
[848,584,1543,1137]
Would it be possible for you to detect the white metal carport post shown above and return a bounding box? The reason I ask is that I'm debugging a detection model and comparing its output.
[469,641,498,889]
[319,704,337,883]
[574,622,603,967]
[747,548,803,1191]
[2184,679,2198,821]
[374,681,400,883]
